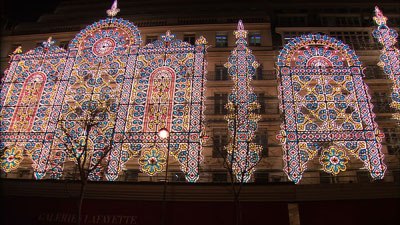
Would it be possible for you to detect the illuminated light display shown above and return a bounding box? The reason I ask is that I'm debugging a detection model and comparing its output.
[0,146,23,172]
[0,36,68,178]
[224,21,262,182]
[276,33,386,184]
[0,4,208,182]
[373,6,400,122]
[122,30,207,182]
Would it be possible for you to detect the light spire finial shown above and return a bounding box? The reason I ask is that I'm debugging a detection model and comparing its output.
[234,20,248,39]
[107,0,120,17]
[373,6,387,25]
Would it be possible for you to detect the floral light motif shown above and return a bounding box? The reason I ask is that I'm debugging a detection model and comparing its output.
[276,33,386,184]
[373,6,400,122]
[224,21,262,182]
[0,146,23,172]
[139,147,167,176]
[320,147,349,175]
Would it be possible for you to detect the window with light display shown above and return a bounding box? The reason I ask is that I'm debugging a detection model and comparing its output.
[0,6,208,182]
[276,33,386,184]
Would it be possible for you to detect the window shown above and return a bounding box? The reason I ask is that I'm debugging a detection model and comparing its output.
[357,171,371,183]
[372,92,394,113]
[215,65,228,80]
[265,98,279,114]
[124,170,139,182]
[172,172,186,182]
[17,169,32,179]
[282,31,311,45]
[256,93,266,114]
[254,67,263,80]
[393,170,400,183]
[249,33,261,46]
[383,128,400,155]
[277,15,307,27]
[330,31,377,50]
[214,93,228,115]
[253,64,264,80]
[254,131,268,157]
[216,34,228,47]
[365,65,386,79]
[320,172,338,184]
[146,35,157,44]
[212,129,228,158]
[183,34,196,45]
[212,172,227,183]
[59,41,69,50]
[254,172,269,183]
[321,16,361,27]
[270,175,282,182]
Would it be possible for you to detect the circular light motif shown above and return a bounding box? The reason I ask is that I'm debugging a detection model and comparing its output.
[92,38,116,56]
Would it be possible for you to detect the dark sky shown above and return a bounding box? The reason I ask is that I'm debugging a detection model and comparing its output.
[1,0,60,23]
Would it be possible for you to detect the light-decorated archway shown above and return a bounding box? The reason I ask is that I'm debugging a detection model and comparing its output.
[0,4,208,182]
[276,34,386,183]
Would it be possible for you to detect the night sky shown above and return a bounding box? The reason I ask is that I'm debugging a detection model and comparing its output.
[1,0,60,23]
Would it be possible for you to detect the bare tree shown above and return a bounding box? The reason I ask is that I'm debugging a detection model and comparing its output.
[209,102,263,225]
[56,98,117,225]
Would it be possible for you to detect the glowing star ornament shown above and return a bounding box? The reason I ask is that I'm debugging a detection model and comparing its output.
[106,0,120,17]
[276,33,386,184]
[224,21,262,183]
[373,6,400,122]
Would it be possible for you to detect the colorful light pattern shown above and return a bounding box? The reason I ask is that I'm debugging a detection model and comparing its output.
[0,146,23,172]
[0,5,207,182]
[320,147,349,176]
[224,21,262,182]
[276,33,387,183]
[373,6,400,122]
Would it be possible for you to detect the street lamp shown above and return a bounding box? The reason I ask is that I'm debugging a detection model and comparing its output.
[158,127,170,225]
[158,128,169,139]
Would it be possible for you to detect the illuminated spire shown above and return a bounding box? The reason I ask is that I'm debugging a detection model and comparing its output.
[373,6,400,122]
[233,20,248,39]
[373,6,387,26]
[224,20,261,182]
[106,0,120,17]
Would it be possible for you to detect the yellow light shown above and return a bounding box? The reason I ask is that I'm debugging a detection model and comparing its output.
[158,128,169,139]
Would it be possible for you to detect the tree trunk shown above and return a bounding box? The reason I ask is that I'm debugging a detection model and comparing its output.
[77,178,87,225]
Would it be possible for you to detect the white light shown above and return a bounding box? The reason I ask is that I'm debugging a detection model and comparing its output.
[158,128,169,139]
